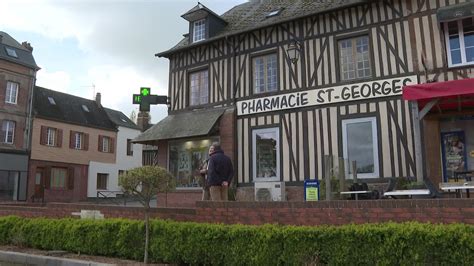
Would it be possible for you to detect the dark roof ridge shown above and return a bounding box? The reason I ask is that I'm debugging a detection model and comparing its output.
[156,0,365,57]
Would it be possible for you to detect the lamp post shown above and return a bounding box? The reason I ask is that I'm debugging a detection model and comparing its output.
[286,40,301,64]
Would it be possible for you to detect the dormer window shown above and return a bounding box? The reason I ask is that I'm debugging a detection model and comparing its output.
[5,47,18,58]
[193,19,206,42]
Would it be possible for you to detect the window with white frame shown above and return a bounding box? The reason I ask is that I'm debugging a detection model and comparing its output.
[253,54,278,94]
[193,19,206,42]
[189,70,209,106]
[342,117,379,179]
[338,36,371,81]
[102,136,110,153]
[444,17,474,67]
[47,128,57,146]
[74,132,82,149]
[5,82,18,104]
[1,120,15,144]
[252,127,280,181]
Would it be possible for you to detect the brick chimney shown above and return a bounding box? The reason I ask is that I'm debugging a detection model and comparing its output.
[95,92,102,107]
[21,41,33,52]
[137,111,150,132]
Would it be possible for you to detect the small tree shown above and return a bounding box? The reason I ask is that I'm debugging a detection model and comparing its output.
[119,166,175,263]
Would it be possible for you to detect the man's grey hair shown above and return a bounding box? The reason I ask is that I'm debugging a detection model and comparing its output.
[211,142,222,151]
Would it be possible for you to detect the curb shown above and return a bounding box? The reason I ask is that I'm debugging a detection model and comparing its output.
[0,250,114,266]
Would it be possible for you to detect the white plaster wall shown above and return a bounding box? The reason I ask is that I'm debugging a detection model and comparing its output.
[88,126,143,197]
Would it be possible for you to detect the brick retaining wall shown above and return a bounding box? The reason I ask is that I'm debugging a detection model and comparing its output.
[0,199,473,225]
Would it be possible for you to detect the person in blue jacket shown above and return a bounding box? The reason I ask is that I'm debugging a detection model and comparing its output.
[207,142,234,201]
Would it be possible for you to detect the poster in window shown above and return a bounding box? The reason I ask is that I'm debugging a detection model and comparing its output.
[178,152,190,171]
[441,131,467,181]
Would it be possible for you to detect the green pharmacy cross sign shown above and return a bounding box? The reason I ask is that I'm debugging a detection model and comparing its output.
[132,87,168,112]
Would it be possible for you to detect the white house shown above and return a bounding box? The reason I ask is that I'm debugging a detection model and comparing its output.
[88,106,143,198]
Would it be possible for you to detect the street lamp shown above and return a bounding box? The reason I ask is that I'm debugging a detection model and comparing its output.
[286,40,301,64]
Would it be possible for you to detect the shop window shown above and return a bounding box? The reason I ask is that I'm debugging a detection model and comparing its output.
[169,138,219,188]
[189,70,209,106]
[0,170,19,200]
[253,54,278,94]
[342,117,379,178]
[338,36,371,81]
[97,173,108,190]
[1,120,15,144]
[444,17,474,67]
[50,168,67,189]
[5,82,18,104]
[193,19,206,42]
[252,127,280,181]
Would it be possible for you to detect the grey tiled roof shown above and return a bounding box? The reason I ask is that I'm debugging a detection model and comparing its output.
[157,0,364,57]
[34,86,117,131]
[104,108,141,130]
[0,31,39,70]
[133,108,225,143]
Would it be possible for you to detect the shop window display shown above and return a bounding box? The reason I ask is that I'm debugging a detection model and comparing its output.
[169,138,218,188]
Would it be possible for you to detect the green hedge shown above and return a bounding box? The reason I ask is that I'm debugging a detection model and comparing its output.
[0,216,472,265]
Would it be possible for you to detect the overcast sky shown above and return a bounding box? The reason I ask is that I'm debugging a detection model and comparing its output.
[0,0,245,123]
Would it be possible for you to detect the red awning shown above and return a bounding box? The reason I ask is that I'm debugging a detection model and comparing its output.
[403,78,474,101]
[403,78,474,112]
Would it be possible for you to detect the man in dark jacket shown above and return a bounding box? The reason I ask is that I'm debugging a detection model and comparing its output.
[207,142,233,201]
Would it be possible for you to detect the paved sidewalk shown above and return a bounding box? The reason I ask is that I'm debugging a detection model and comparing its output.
[0,250,113,266]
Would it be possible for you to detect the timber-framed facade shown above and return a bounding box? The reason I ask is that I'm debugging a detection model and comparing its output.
[136,0,474,206]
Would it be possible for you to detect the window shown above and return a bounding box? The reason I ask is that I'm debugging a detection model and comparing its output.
[169,138,219,188]
[47,128,56,146]
[5,47,17,58]
[127,139,133,156]
[74,132,82,149]
[102,136,110,152]
[252,128,280,181]
[41,126,62,147]
[97,173,108,190]
[193,19,206,42]
[1,120,15,144]
[445,17,474,67]
[189,70,209,106]
[338,36,371,81]
[50,168,67,189]
[48,97,56,105]
[266,8,282,18]
[82,105,90,112]
[99,135,113,153]
[253,54,277,94]
[5,82,18,104]
[342,117,379,179]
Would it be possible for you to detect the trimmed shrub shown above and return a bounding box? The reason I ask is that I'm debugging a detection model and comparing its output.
[0,216,472,265]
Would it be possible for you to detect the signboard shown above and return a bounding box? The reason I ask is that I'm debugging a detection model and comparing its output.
[304,180,320,201]
[132,87,168,112]
[237,75,417,116]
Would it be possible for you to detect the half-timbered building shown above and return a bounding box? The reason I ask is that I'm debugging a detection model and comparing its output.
[135,0,474,206]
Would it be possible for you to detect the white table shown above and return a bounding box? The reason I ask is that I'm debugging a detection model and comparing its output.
[384,189,430,198]
[340,190,371,200]
[440,184,474,198]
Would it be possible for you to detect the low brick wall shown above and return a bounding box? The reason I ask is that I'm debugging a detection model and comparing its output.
[0,199,473,225]
[0,203,196,221]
